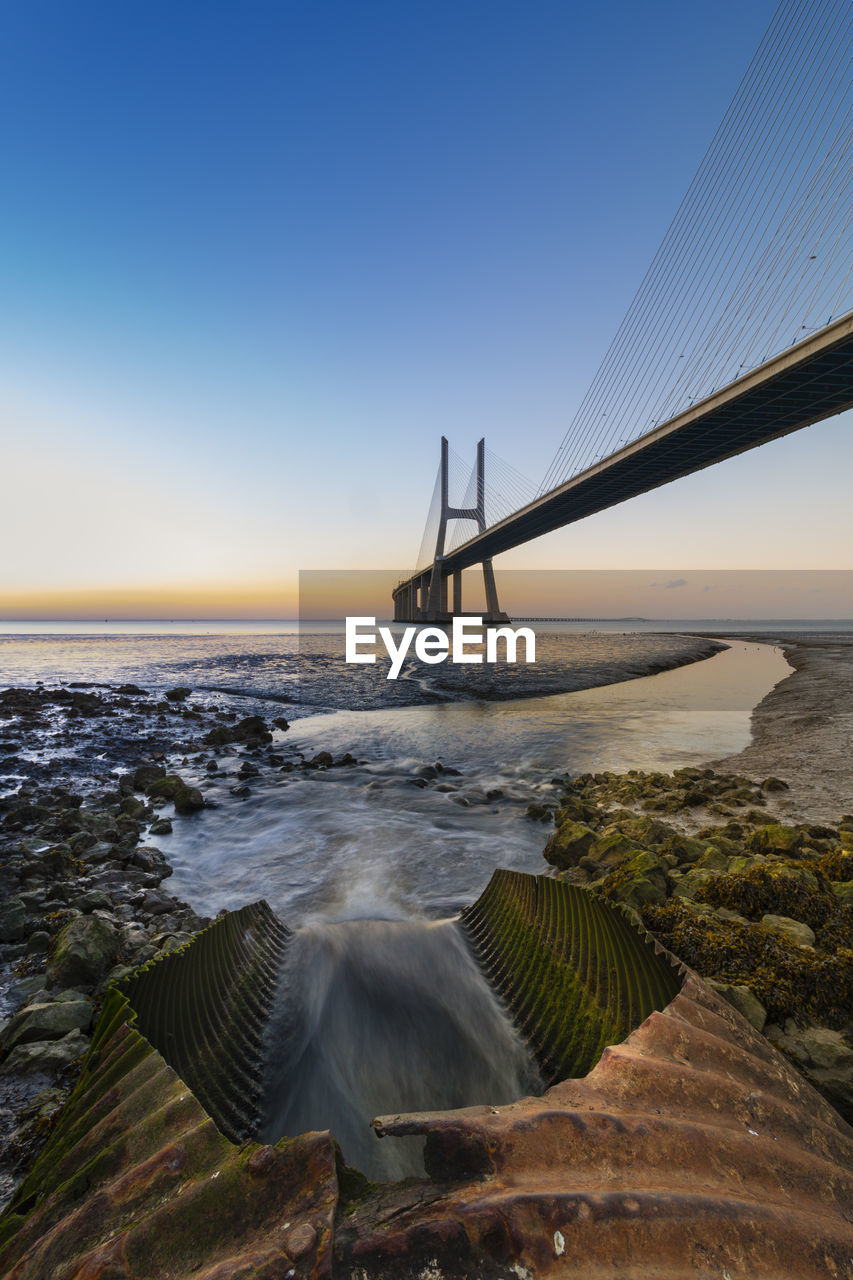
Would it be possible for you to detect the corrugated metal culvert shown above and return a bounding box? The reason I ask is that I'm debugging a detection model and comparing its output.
[1,871,851,1279]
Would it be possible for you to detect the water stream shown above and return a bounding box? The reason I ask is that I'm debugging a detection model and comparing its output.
[260,918,540,1179]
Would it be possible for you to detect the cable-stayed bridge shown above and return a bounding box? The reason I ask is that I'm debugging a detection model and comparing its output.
[393,0,853,623]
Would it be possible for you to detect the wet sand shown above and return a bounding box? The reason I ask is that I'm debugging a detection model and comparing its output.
[705,632,853,824]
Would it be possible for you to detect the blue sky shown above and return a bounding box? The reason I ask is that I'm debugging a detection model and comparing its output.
[1,0,850,616]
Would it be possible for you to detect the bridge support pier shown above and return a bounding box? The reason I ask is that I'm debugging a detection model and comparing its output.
[392,437,510,624]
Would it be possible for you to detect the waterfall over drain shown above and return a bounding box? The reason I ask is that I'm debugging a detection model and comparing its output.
[260,918,542,1180]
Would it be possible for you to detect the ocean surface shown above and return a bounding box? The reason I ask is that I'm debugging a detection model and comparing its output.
[0,622,802,922]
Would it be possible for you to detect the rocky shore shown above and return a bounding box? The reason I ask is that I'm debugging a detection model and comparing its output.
[534,764,853,1121]
[1,632,852,1214]
[0,684,353,1208]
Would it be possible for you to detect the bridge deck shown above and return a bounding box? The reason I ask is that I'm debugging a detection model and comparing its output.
[398,312,853,592]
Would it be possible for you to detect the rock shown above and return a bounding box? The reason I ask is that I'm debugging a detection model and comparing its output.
[695,846,729,873]
[764,1023,810,1064]
[831,880,853,906]
[77,890,114,913]
[0,1028,89,1076]
[707,980,767,1032]
[26,930,51,954]
[148,817,173,836]
[526,803,553,823]
[204,716,272,746]
[760,914,816,947]
[230,783,251,798]
[671,868,719,900]
[273,717,289,731]
[587,832,643,870]
[119,795,147,820]
[165,687,191,701]
[307,751,333,769]
[806,1068,853,1125]
[133,764,166,791]
[0,896,26,942]
[747,824,804,856]
[761,776,789,792]
[797,1026,853,1072]
[602,850,669,909]
[145,775,205,814]
[1,997,94,1051]
[238,761,260,778]
[543,821,598,870]
[8,975,48,1005]
[47,915,120,989]
[132,846,170,874]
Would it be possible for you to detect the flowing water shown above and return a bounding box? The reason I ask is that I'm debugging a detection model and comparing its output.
[261,918,541,1178]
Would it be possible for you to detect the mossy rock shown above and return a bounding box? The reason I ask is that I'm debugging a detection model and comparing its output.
[46,915,120,989]
[671,868,720,900]
[145,775,205,814]
[695,846,729,873]
[660,833,709,865]
[747,824,805,856]
[600,850,669,909]
[640,898,853,1025]
[831,881,853,907]
[611,814,675,848]
[553,795,598,826]
[543,820,597,870]
[587,832,644,870]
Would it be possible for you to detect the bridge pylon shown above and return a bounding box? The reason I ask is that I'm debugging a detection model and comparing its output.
[393,436,510,624]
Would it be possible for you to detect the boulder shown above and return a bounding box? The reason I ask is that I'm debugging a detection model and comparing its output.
[543,820,598,870]
[145,775,205,814]
[47,915,120,989]
[133,764,166,791]
[706,980,767,1032]
[0,896,26,942]
[760,914,816,948]
[0,1028,89,1076]
[798,1026,853,1072]
[204,716,272,747]
[671,868,719,900]
[1,997,93,1052]
[747,824,804,856]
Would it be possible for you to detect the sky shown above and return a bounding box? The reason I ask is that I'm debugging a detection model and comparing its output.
[1,0,851,620]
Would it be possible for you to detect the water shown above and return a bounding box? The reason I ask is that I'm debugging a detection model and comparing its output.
[158,638,792,920]
[261,918,541,1179]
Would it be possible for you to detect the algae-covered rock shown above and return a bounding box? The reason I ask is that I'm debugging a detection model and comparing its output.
[671,868,719,900]
[543,820,597,869]
[747,824,805,856]
[600,850,669,909]
[47,915,120,989]
[832,880,853,906]
[587,832,644,871]
[145,774,205,814]
[695,846,729,873]
[761,913,816,947]
[706,979,767,1031]
[204,715,272,746]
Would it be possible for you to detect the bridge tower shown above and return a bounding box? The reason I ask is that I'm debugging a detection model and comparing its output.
[393,436,509,623]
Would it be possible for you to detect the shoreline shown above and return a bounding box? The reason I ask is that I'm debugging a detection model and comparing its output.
[696,631,853,823]
[1,630,851,1215]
